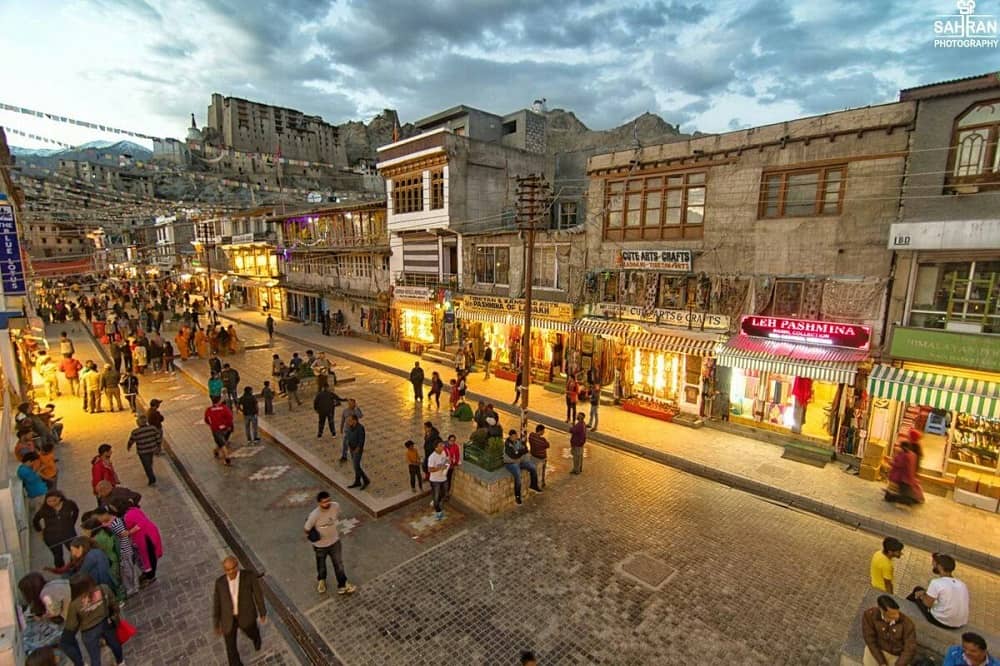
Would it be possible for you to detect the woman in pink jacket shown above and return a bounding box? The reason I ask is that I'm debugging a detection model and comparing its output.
[123,505,163,582]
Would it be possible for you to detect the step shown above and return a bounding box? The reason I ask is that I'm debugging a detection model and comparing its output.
[781,441,834,468]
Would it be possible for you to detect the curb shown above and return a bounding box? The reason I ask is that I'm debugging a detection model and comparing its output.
[224,313,1000,574]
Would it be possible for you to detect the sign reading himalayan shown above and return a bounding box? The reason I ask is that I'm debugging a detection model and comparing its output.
[739,316,871,350]
[461,295,573,321]
[890,327,1000,373]
[592,302,729,330]
[619,249,692,272]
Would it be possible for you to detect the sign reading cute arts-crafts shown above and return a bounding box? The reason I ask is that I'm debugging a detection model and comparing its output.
[739,315,871,349]
[393,286,433,301]
[619,249,692,272]
[591,302,729,330]
[460,295,574,321]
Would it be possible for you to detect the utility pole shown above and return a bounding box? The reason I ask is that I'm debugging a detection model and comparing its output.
[199,220,217,323]
[516,173,550,433]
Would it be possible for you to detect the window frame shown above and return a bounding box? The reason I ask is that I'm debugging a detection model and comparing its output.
[771,279,806,317]
[430,169,445,210]
[473,245,510,286]
[603,171,705,241]
[392,173,424,215]
[555,201,578,229]
[758,165,846,219]
[532,245,568,291]
[946,99,1000,190]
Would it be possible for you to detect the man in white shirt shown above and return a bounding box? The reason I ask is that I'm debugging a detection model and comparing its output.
[907,553,970,629]
[304,491,357,596]
[427,440,450,521]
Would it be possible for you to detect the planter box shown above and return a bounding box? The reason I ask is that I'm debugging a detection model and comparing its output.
[622,400,677,422]
[451,464,534,515]
[463,441,503,472]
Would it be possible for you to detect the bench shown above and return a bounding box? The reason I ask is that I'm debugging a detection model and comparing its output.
[781,440,834,468]
[840,587,1000,665]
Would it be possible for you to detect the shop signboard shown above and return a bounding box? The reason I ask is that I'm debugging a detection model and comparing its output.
[591,302,729,330]
[619,249,692,272]
[393,285,433,302]
[887,219,1000,251]
[889,326,1000,373]
[739,315,871,350]
[0,204,26,296]
[461,294,573,320]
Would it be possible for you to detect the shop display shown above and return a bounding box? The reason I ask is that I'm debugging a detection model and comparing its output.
[399,309,434,343]
[951,414,1000,469]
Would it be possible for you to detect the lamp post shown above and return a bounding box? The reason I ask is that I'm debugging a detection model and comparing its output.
[194,221,218,323]
[516,174,549,433]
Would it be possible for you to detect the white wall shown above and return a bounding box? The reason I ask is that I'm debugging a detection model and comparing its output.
[386,166,450,232]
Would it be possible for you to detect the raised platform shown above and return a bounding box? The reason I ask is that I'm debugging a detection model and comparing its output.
[451,463,538,515]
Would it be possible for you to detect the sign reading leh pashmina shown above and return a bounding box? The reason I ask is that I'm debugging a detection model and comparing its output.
[0,204,26,295]
[620,249,692,272]
[739,316,871,350]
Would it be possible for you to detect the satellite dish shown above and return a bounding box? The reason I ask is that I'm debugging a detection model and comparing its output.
[307,191,322,203]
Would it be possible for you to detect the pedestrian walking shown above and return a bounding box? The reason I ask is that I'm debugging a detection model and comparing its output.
[513,369,524,405]
[59,354,82,397]
[428,371,443,409]
[482,343,493,378]
[237,386,261,444]
[528,424,550,489]
[339,398,363,462]
[32,490,79,568]
[405,440,423,492]
[127,415,161,485]
[314,386,338,438]
[120,370,139,413]
[443,434,461,500]
[565,375,579,422]
[213,557,267,666]
[58,331,75,358]
[285,373,302,411]
[90,445,119,505]
[208,372,224,401]
[146,398,164,449]
[427,439,450,520]
[303,492,357,595]
[588,382,600,430]
[204,396,234,466]
[261,381,275,415]
[83,362,102,413]
[570,413,587,474]
[409,362,424,403]
[265,314,274,342]
[221,364,240,408]
[64,573,124,666]
[344,414,370,490]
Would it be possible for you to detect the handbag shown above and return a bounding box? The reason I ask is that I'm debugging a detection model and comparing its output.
[115,617,137,644]
[307,526,321,542]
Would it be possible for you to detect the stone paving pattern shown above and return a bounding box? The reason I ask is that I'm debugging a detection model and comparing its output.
[65,315,1000,665]
[28,324,297,666]
[222,308,1000,565]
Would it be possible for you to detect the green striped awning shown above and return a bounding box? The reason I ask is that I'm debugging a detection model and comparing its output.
[867,364,1000,419]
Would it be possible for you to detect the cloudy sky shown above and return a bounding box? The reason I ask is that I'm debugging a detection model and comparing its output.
[0,0,990,150]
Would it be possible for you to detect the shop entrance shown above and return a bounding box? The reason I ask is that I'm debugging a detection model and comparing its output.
[728,368,845,442]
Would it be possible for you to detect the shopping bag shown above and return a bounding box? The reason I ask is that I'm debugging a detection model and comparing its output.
[116,618,137,644]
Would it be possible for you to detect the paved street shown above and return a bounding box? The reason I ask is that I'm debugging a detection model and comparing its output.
[70,318,999,664]
[222,308,1000,567]
[27,324,297,666]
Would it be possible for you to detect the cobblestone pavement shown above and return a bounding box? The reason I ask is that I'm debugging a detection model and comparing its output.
[221,308,1000,565]
[28,324,297,666]
[151,314,1000,664]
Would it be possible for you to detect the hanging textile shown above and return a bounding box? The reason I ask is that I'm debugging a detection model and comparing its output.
[822,279,886,320]
[752,276,774,314]
[801,280,824,320]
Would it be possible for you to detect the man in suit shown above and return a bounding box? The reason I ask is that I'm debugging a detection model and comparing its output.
[213,556,267,666]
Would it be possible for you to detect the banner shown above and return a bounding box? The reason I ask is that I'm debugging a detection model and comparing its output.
[619,249,692,272]
[460,295,573,321]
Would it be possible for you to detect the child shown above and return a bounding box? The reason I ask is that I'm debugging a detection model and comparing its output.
[37,441,58,489]
[261,381,275,415]
[405,440,423,492]
[208,371,223,401]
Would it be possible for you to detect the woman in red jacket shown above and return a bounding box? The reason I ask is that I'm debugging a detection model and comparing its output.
[442,434,462,500]
[90,444,119,505]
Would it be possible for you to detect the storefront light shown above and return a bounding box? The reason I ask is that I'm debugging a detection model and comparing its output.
[633,348,642,386]
[401,309,435,343]
[654,353,666,393]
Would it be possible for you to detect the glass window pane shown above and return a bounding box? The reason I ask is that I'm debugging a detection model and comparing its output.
[608,212,623,227]
[646,192,662,209]
[957,102,1000,127]
[645,208,661,227]
[664,208,682,225]
[687,205,704,225]
[762,175,781,217]
[687,172,706,185]
[784,172,819,216]
[687,187,705,206]
[666,190,683,207]
[626,210,641,227]
[627,179,643,191]
[954,129,989,177]
[608,194,623,211]
[646,177,663,189]
[608,181,625,193]
[667,175,684,186]
[627,194,642,212]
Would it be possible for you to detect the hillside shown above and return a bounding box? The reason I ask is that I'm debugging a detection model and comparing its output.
[544,109,691,154]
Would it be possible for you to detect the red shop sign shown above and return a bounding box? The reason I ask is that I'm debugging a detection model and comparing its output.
[739,315,871,350]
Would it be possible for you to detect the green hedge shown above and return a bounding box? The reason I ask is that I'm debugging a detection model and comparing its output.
[463,436,504,471]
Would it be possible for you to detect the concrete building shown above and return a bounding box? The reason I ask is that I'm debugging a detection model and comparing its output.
[152,137,191,166]
[865,72,1000,482]
[377,104,576,357]
[206,93,348,167]
[153,212,195,274]
[217,212,280,313]
[272,201,390,334]
[581,102,915,447]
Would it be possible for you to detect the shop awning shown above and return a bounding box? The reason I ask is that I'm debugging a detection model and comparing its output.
[575,319,634,338]
[534,318,573,333]
[625,331,719,357]
[716,336,867,384]
[285,287,321,297]
[455,309,573,332]
[867,364,1000,419]
[456,309,507,324]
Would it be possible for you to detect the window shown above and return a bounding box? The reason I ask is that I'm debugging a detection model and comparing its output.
[604,172,705,241]
[474,246,510,285]
[772,279,805,317]
[453,126,465,136]
[532,246,568,290]
[760,166,844,218]
[554,201,578,229]
[430,169,444,210]
[392,174,424,214]
[948,100,1000,187]
[910,260,1000,334]
[502,120,517,135]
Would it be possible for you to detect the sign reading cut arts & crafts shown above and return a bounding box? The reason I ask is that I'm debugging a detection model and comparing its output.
[461,295,573,321]
[619,249,692,272]
[591,302,729,330]
[393,285,433,302]
[740,315,871,350]
[890,327,1000,373]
